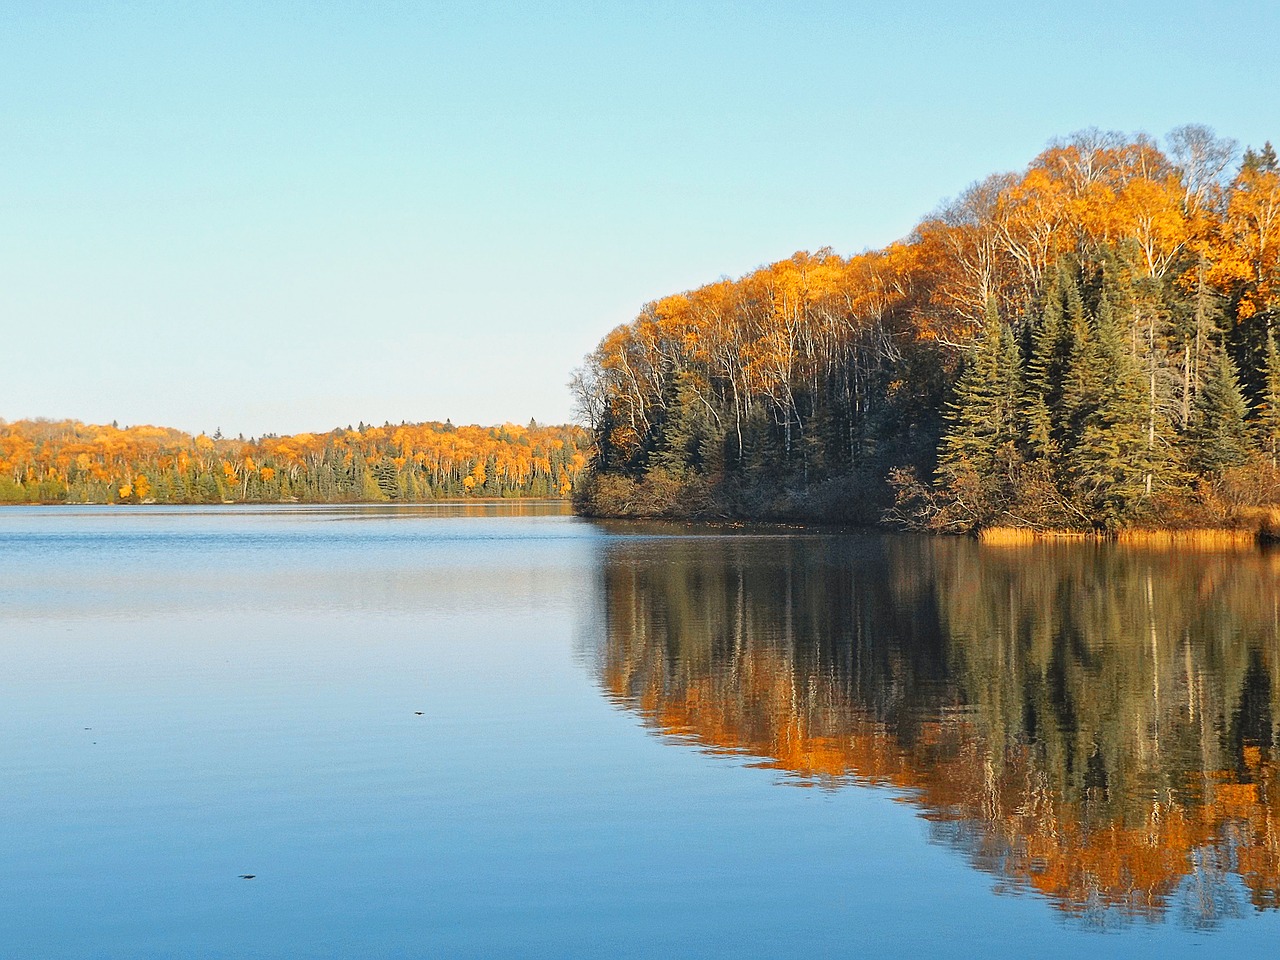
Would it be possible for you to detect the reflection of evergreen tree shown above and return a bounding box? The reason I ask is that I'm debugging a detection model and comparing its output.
[1231,653,1274,772]
[594,533,1280,924]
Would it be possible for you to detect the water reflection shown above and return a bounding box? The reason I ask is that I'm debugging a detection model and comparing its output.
[592,533,1280,927]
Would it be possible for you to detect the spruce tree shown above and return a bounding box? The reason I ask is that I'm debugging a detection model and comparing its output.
[1062,295,1151,528]
[1256,334,1280,469]
[1024,263,1081,462]
[1191,345,1252,474]
[936,301,1023,526]
[650,368,715,480]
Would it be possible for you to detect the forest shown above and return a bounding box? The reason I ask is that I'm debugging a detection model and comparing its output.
[0,418,589,504]
[573,126,1280,532]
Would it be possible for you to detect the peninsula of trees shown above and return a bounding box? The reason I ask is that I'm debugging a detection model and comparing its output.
[0,419,589,504]
[573,127,1280,533]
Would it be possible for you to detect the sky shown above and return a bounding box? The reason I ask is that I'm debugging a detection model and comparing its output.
[3,0,1278,437]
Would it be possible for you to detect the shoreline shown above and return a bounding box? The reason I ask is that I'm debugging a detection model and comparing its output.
[8,499,1277,549]
[577,506,1280,547]
[0,496,575,508]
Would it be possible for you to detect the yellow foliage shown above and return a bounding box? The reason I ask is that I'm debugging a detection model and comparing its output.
[0,418,590,503]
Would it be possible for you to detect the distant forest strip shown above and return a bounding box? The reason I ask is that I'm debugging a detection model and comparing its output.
[0,419,590,504]
[573,126,1280,532]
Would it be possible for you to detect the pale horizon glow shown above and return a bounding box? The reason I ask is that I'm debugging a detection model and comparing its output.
[3,0,1278,436]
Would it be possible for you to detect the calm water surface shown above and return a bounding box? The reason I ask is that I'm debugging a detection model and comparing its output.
[3,504,1279,957]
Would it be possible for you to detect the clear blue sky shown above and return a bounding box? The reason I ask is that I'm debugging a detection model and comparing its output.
[3,0,1277,436]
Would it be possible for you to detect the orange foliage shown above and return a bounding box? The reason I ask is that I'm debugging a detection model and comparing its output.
[0,418,590,503]
[583,130,1272,463]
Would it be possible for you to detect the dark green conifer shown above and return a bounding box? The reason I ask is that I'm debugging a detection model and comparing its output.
[650,369,716,480]
[935,301,1023,525]
[1256,334,1280,469]
[1024,263,1082,462]
[1191,345,1252,473]
[1061,295,1151,527]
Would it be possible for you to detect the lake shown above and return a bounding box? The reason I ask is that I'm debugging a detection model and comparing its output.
[2,504,1279,957]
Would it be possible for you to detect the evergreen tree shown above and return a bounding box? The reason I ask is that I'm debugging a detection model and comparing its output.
[1256,334,1280,470]
[936,302,1023,526]
[735,407,784,503]
[1243,141,1279,174]
[649,368,717,480]
[1024,263,1082,462]
[372,456,400,499]
[1062,295,1151,528]
[1167,250,1226,431]
[1191,345,1252,473]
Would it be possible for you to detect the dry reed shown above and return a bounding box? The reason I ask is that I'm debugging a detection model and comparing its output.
[1115,528,1258,549]
[978,526,1087,545]
[978,525,1263,549]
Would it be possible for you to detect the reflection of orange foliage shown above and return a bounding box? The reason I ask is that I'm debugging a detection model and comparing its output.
[605,643,1280,920]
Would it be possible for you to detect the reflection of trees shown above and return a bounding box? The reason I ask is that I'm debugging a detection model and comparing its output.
[594,535,1280,925]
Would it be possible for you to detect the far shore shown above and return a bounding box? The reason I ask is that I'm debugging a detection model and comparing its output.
[9,500,1279,550]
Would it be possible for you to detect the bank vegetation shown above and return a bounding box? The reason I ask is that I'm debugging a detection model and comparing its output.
[574,127,1280,535]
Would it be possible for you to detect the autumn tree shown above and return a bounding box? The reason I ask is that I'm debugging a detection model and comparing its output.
[578,125,1280,529]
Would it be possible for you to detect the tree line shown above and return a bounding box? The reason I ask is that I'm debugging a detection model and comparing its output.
[574,126,1280,531]
[0,418,589,504]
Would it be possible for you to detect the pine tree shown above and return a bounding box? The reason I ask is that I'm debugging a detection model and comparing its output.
[1191,345,1252,473]
[1024,263,1081,462]
[936,302,1023,526]
[1062,295,1151,528]
[372,456,400,499]
[1256,334,1280,470]
[1168,250,1226,431]
[650,368,716,480]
